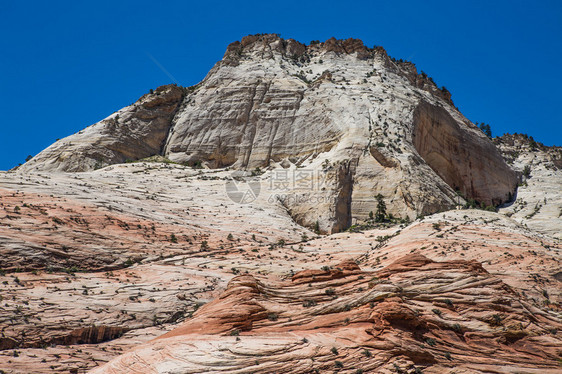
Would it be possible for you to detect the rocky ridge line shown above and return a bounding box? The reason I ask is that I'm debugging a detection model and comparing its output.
[17,34,518,233]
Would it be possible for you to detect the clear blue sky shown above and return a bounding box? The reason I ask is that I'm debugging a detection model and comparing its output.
[1,0,561,170]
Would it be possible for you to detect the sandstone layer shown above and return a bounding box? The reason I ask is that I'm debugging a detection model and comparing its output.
[94,255,562,374]
[2,34,558,374]
[21,85,184,172]
[17,35,518,232]
[0,164,559,373]
[496,133,562,239]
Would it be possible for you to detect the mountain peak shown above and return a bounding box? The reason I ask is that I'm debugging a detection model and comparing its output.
[17,34,517,233]
[224,34,375,59]
[221,34,452,105]
[2,32,561,374]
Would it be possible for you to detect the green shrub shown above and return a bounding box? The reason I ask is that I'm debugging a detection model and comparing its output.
[302,299,317,308]
[425,337,436,346]
[314,220,320,234]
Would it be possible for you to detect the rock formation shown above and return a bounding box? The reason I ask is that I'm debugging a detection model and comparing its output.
[18,34,518,233]
[94,254,562,374]
[412,101,517,206]
[0,163,559,373]
[495,133,562,239]
[1,35,559,374]
[21,85,184,172]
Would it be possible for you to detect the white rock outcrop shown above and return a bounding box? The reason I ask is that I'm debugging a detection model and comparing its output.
[21,85,184,172]
[18,35,518,232]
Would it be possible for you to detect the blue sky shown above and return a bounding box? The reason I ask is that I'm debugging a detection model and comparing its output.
[1,0,561,170]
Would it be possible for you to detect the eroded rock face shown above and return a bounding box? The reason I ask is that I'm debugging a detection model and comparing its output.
[496,133,562,239]
[93,255,562,374]
[164,79,321,169]
[165,35,518,231]
[19,85,184,172]
[0,166,560,373]
[17,34,518,232]
[413,100,518,206]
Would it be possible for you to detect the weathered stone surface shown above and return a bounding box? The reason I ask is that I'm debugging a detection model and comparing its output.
[0,35,558,374]
[0,165,559,373]
[162,35,518,230]
[496,133,562,239]
[19,85,184,172]
[412,100,517,206]
[93,254,562,374]
[16,34,518,232]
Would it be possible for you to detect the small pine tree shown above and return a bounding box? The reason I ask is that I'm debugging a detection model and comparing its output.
[529,136,538,151]
[374,194,387,222]
[478,123,492,139]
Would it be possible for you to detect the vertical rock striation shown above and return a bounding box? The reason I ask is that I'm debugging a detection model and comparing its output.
[17,34,518,231]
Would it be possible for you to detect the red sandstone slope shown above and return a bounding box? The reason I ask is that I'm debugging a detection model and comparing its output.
[93,255,562,374]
